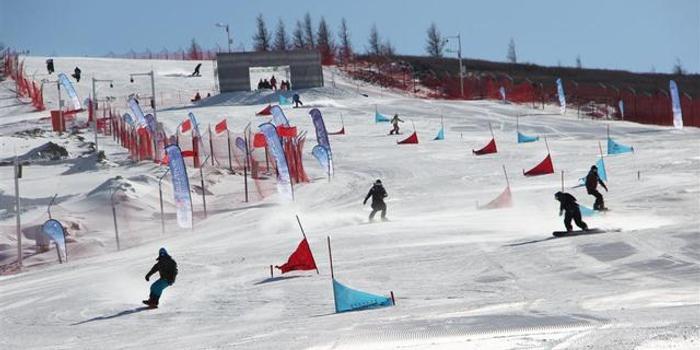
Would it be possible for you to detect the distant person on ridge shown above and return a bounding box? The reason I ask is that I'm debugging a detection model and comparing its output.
[71,66,81,82]
[191,92,201,102]
[389,114,404,135]
[46,59,54,74]
[192,63,202,77]
[555,191,588,232]
[363,179,389,222]
[585,165,608,210]
[143,247,178,308]
[292,93,303,108]
[270,75,277,90]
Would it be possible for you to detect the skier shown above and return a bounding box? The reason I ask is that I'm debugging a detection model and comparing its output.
[46,59,54,74]
[585,165,608,210]
[270,75,277,90]
[389,114,404,135]
[363,179,388,222]
[554,191,588,232]
[191,63,201,77]
[71,66,81,82]
[143,247,178,308]
[292,93,303,108]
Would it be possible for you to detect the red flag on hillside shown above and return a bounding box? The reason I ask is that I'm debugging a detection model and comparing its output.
[253,133,267,148]
[215,119,227,134]
[276,238,318,273]
[256,104,273,116]
[473,138,497,155]
[397,131,419,144]
[181,119,192,133]
[523,154,554,176]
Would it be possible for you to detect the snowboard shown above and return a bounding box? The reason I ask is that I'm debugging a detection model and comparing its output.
[552,228,620,237]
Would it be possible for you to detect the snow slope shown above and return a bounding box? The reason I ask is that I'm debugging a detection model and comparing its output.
[0,56,698,349]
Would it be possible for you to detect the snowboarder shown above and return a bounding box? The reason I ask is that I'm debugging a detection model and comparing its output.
[46,59,54,74]
[293,93,303,108]
[389,114,404,135]
[143,247,178,308]
[585,165,608,210]
[554,191,588,232]
[71,66,81,82]
[270,75,277,90]
[363,179,388,222]
[191,63,201,77]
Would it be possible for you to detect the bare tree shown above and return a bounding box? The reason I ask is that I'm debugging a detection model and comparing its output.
[188,39,201,60]
[506,38,517,63]
[252,14,271,51]
[303,12,315,49]
[672,57,685,75]
[368,24,381,56]
[338,18,352,62]
[381,39,395,57]
[292,20,305,49]
[425,22,445,57]
[317,17,335,64]
[575,54,582,69]
[273,18,290,51]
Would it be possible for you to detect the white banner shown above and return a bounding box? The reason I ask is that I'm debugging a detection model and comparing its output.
[669,80,683,129]
[556,78,566,115]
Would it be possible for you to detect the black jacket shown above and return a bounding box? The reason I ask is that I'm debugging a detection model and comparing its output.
[364,184,387,206]
[146,255,178,284]
[585,170,607,192]
[556,192,579,212]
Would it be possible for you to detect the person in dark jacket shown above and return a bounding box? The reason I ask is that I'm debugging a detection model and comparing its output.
[71,66,81,82]
[192,63,202,77]
[143,247,178,308]
[46,59,55,74]
[270,75,277,90]
[363,179,388,221]
[555,191,588,232]
[292,93,303,108]
[585,165,608,210]
[389,114,404,135]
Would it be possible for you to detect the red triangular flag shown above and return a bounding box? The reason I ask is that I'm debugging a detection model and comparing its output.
[276,238,317,273]
[397,132,419,144]
[181,150,195,158]
[523,154,554,176]
[329,127,345,135]
[181,119,192,133]
[215,119,227,134]
[473,138,497,155]
[256,104,272,116]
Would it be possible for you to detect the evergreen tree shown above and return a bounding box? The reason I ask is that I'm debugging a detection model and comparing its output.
[273,18,290,51]
[317,17,335,64]
[575,55,582,69]
[303,13,315,49]
[252,14,271,51]
[506,38,517,63]
[338,18,353,62]
[292,20,305,49]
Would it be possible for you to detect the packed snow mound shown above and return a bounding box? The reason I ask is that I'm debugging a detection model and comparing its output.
[6,141,69,163]
[86,175,156,200]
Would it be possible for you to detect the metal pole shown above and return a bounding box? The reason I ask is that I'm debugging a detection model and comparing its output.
[57,81,63,136]
[327,236,334,279]
[226,129,233,173]
[200,156,209,218]
[150,71,157,120]
[14,156,22,267]
[458,32,464,99]
[226,25,232,53]
[47,193,57,219]
[110,190,121,251]
[243,134,249,203]
[92,78,98,153]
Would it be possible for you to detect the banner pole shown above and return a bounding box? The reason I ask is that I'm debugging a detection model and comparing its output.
[200,156,209,218]
[561,170,564,192]
[208,124,214,166]
[14,156,22,268]
[243,134,249,203]
[295,215,307,239]
[226,129,233,173]
[544,136,551,154]
[489,122,494,139]
[503,165,510,188]
[327,236,334,279]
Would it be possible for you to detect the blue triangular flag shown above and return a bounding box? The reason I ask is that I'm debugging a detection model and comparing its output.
[433,127,444,140]
[375,112,391,123]
[279,95,291,105]
[607,137,633,155]
[578,157,607,186]
[517,131,539,143]
[579,204,597,217]
[333,278,393,313]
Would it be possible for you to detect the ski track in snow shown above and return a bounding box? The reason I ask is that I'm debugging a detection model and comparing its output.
[0,56,698,349]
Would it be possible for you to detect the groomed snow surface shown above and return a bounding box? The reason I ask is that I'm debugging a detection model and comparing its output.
[0,57,698,349]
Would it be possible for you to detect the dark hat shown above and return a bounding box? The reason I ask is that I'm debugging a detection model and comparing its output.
[159,247,168,257]
[375,179,382,185]
[554,191,563,199]
[591,165,598,170]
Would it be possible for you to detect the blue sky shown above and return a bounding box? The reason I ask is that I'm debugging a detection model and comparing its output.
[1,0,698,73]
